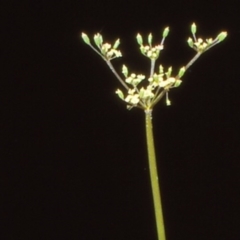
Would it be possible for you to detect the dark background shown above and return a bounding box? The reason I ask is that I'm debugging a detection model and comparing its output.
[1,0,239,239]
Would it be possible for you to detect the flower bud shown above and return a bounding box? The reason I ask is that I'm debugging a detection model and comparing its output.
[173,79,182,88]
[115,89,124,100]
[217,31,227,42]
[94,33,103,47]
[162,27,169,38]
[159,65,164,74]
[81,33,90,45]
[187,37,194,48]
[148,33,153,45]
[191,23,197,35]
[113,39,120,49]
[122,65,128,77]
[136,33,143,45]
[166,66,172,78]
[178,67,185,78]
[166,92,171,106]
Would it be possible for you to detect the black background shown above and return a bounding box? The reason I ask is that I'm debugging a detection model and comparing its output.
[1,0,240,239]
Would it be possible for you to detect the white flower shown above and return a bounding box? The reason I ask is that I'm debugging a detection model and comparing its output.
[159,77,175,88]
[139,86,154,99]
[125,94,140,105]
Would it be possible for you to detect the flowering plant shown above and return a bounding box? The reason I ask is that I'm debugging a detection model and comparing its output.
[82,23,227,240]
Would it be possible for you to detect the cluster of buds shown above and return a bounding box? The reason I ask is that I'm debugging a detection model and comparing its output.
[81,33,122,60]
[187,23,227,53]
[136,27,169,60]
[115,64,185,108]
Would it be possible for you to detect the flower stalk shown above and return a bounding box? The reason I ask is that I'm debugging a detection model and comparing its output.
[145,108,166,240]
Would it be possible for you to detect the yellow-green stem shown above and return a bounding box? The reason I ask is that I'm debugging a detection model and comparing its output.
[145,109,166,240]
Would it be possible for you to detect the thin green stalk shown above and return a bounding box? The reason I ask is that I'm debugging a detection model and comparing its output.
[145,109,166,240]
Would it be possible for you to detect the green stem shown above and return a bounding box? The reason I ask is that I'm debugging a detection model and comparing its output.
[145,109,166,240]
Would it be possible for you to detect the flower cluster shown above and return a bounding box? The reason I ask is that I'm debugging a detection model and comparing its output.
[136,27,169,60]
[115,65,185,108]
[81,33,122,60]
[82,23,227,110]
[187,23,227,53]
[139,44,163,60]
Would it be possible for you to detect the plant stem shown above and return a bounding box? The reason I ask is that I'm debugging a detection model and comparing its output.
[105,60,129,90]
[185,52,202,70]
[145,109,166,240]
